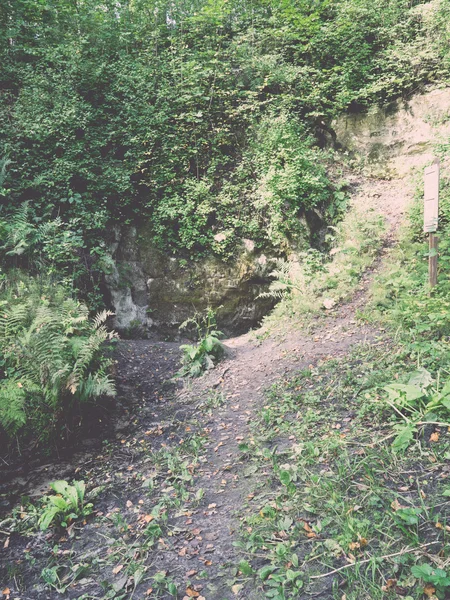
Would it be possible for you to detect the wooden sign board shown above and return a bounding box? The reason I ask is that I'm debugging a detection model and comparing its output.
[424,162,440,233]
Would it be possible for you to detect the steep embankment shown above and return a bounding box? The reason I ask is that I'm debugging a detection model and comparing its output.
[1,87,450,599]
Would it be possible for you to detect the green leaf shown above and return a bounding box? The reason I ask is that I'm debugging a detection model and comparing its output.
[41,566,59,585]
[49,496,69,510]
[133,569,145,587]
[73,480,86,504]
[385,384,424,403]
[258,565,277,581]
[407,368,433,390]
[50,481,69,495]
[39,506,60,530]
[392,424,416,453]
[239,560,253,576]
[395,507,421,525]
[411,564,435,579]
[64,485,80,510]
[279,470,291,486]
[167,582,177,596]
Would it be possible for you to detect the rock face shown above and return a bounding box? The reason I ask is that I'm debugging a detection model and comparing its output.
[107,86,450,337]
[106,227,283,337]
[334,87,450,177]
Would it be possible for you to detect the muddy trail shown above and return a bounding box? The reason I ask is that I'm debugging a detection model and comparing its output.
[0,175,408,600]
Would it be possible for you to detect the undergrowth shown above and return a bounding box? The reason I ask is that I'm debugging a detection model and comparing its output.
[235,154,450,598]
[234,346,450,599]
[1,429,209,599]
[260,200,385,333]
[179,308,225,377]
[0,278,117,444]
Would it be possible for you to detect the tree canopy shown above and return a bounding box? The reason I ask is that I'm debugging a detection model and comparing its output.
[1,0,448,276]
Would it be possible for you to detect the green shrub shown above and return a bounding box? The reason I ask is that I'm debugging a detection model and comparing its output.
[179,309,225,377]
[0,282,117,442]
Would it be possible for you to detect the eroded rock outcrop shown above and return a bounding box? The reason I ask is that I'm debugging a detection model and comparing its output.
[106,227,283,336]
[334,87,450,177]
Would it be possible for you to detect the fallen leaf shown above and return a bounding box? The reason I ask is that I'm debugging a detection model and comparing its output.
[391,499,405,511]
[142,514,154,523]
[113,564,124,575]
[232,584,243,595]
[359,537,368,547]
[185,587,200,597]
[303,522,317,538]
[381,579,397,591]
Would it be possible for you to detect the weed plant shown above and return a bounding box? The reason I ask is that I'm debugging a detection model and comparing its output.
[179,308,225,377]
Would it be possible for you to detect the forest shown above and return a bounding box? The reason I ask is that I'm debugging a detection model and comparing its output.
[2,0,450,599]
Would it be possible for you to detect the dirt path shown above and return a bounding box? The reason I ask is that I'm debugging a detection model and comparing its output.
[0,175,412,599]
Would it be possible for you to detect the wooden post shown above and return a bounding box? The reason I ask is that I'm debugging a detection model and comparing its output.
[424,160,440,292]
[429,233,438,290]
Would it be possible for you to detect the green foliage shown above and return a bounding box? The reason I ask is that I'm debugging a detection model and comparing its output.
[1,0,448,263]
[234,347,450,599]
[38,480,93,531]
[179,308,225,377]
[260,203,384,326]
[411,564,450,599]
[378,367,450,452]
[0,200,112,308]
[0,281,117,442]
[370,155,450,453]
[373,166,450,337]
[41,563,89,595]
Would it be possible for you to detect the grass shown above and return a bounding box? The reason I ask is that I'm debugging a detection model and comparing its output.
[234,345,450,600]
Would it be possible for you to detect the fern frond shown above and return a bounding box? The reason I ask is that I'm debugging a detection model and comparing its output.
[0,379,30,433]
[0,288,117,438]
[92,310,115,330]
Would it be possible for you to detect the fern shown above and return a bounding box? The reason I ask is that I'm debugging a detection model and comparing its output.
[0,379,28,433]
[0,287,117,441]
[258,259,306,300]
[2,202,34,256]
